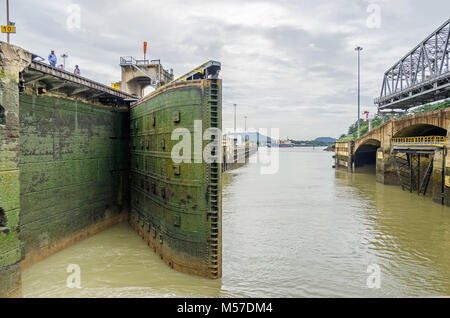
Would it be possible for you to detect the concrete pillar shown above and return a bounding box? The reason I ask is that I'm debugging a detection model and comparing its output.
[431,148,446,205]
[334,141,353,172]
[434,130,450,206]
[120,63,174,97]
[376,147,399,185]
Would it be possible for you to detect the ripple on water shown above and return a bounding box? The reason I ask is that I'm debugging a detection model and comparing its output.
[22,149,450,297]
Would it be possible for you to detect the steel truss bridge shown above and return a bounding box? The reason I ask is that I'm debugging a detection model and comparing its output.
[375,19,450,111]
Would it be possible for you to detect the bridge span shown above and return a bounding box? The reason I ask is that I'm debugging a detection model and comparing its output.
[375,19,450,111]
[335,108,450,205]
[335,19,450,206]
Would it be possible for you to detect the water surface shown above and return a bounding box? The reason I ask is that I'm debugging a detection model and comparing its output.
[23,148,450,297]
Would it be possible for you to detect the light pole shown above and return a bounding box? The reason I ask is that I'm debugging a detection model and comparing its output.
[244,115,248,142]
[355,46,363,138]
[61,53,68,70]
[234,104,237,134]
[6,0,10,44]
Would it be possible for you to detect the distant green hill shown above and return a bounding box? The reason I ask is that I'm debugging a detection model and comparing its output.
[315,137,336,144]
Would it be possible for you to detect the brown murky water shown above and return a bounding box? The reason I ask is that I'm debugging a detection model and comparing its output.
[22,148,450,297]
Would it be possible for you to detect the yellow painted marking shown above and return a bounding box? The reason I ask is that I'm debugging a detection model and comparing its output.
[1,25,15,33]
[392,136,447,147]
[446,176,450,188]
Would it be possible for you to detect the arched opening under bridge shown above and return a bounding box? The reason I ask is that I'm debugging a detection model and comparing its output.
[354,139,381,173]
[393,124,447,138]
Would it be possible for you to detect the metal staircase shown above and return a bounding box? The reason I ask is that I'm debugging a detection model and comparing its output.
[393,151,434,195]
[418,155,434,195]
[394,153,414,192]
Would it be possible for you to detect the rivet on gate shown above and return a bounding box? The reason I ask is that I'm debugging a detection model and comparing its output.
[173,110,181,123]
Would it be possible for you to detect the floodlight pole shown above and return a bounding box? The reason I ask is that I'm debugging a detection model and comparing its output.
[355,46,363,138]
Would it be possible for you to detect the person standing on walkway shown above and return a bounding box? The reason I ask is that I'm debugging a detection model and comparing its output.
[48,50,57,67]
[74,65,80,76]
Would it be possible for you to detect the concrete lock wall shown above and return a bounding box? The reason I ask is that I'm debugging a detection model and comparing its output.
[1,41,226,296]
[1,41,131,297]
[19,93,130,269]
[0,42,30,298]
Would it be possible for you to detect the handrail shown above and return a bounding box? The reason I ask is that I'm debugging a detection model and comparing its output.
[166,60,221,86]
[28,61,135,99]
[392,136,447,147]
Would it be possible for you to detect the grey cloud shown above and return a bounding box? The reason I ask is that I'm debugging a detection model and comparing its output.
[8,0,450,139]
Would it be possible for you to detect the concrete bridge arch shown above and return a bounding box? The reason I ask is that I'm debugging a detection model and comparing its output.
[352,108,450,152]
[335,107,450,205]
[354,138,381,170]
[393,123,447,138]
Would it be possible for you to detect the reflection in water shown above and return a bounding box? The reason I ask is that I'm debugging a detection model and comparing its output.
[22,148,450,297]
[335,171,450,296]
[22,223,224,298]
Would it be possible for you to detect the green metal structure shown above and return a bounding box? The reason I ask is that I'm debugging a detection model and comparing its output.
[130,79,222,278]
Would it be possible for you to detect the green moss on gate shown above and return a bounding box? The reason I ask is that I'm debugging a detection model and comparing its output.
[130,80,222,277]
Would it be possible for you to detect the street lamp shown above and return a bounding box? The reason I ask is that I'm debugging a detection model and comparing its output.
[6,0,10,44]
[244,115,248,142]
[61,53,69,70]
[234,104,237,134]
[355,46,363,138]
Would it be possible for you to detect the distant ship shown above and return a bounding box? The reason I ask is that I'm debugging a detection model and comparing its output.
[272,140,294,148]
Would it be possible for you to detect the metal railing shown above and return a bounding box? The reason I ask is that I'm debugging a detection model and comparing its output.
[120,56,162,66]
[28,61,135,100]
[392,136,447,147]
[166,60,221,86]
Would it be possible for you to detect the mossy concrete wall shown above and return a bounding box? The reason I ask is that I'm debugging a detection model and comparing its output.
[1,41,131,297]
[19,93,130,269]
[0,42,31,298]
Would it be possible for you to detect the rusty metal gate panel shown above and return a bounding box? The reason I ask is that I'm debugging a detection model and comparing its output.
[129,79,222,278]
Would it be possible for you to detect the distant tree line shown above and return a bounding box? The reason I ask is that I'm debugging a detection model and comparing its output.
[290,139,335,147]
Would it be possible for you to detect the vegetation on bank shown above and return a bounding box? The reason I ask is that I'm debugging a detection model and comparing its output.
[338,99,450,141]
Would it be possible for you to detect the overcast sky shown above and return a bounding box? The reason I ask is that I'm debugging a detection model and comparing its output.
[5,0,450,139]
